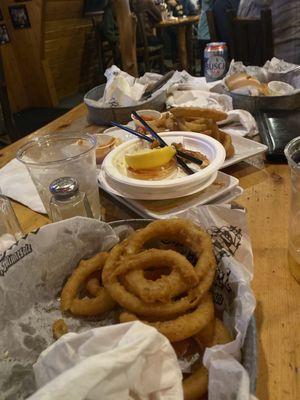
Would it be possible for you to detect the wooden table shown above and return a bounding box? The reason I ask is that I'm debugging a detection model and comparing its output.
[1,105,299,400]
[158,15,199,71]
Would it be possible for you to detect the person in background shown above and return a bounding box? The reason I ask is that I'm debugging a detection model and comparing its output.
[167,0,197,17]
[212,0,240,45]
[197,0,213,75]
[238,0,300,64]
[131,0,162,46]
[181,0,198,15]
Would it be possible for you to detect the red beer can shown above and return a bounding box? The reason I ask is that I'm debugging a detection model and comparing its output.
[204,42,228,82]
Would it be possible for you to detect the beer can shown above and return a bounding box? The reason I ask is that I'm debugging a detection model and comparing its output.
[204,42,228,82]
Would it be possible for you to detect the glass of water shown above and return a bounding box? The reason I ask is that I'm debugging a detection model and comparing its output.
[0,194,23,252]
[285,136,300,284]
[17,132,100,219]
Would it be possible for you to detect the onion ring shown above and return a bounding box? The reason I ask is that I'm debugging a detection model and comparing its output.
[194,317,232,348]
[183,318,232,399]
[104,219,216,312]
[86,277,102,297]
[110,249,198,304]
[61,252,116,316]
[119,293,214,342]
[104,246,209,318]
[183,365,208,400]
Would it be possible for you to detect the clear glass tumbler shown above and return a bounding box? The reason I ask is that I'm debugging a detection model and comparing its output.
[285,137,300,284]
[17,132,100,219]
[0,194,23,252]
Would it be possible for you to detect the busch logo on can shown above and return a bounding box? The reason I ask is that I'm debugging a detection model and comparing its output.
[204,42,228,82]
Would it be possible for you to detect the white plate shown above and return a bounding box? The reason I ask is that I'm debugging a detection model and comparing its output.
[101,171,239,219]
[222,135,267,168]
[98,169,218,200]
[103,127,267,170]
[103,121,135,135]
[103,131,226,190]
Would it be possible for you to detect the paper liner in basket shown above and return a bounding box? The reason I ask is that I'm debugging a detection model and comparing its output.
[0,207,256,400]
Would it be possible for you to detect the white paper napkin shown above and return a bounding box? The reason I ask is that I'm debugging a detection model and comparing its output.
[29,321,183,400]
[0,158,46,214]
[219,110,258,137]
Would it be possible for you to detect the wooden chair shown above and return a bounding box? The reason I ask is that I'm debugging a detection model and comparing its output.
[92,15,117,77]
[227,9,274,66]
[134,11,165,74]
[206,10,219,42]
[0,51,68,143]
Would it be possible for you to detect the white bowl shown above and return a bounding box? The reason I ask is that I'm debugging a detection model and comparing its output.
[131,109,162,133]
[102,131,226,191]
[268,81,294,96]
[94,134,116,164]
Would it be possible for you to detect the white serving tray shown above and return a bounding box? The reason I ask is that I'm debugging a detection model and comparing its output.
[99,171,240,219]
[222,135,267,168]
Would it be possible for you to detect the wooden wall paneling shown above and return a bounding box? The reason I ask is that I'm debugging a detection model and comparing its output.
[45,0,83,21]
[1,0,57,111]
[43,2,100,101]
[42,59,59,105]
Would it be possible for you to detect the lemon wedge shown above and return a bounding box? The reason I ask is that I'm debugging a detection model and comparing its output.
[125,146,176,170]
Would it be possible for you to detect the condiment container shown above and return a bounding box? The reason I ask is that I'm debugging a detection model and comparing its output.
[49,177,94,222]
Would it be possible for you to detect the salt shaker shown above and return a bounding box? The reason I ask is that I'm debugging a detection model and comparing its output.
[49,177,94,222]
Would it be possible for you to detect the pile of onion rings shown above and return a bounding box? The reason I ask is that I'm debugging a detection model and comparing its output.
[57,219,232,400]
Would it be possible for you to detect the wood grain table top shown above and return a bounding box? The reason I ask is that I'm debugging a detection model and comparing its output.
[1,104,299,400]
[158,15,199,28]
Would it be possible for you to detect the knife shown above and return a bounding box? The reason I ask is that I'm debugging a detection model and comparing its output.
[141,70,175,101]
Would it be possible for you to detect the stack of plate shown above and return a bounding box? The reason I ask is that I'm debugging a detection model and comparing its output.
[97,127,268,218]
[101,132,226,200]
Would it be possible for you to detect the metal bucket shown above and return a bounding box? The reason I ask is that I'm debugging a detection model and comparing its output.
[84,84,166,125]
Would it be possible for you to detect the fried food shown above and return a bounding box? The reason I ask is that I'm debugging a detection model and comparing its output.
[86,277,102,297]
[102,219,216,318]
[61,252,116,316]
[148,108,234,159]
[183,365,209,400]
[219,130,235,159]
[119,293,214,342]
[52,319,68,340]
[183,318,232,399]
[114,249,198,304]
[57,218,232,399]
[171,107,228,122]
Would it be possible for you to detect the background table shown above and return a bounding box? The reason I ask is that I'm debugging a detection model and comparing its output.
[158,15,199,71]
[1,105,299,400]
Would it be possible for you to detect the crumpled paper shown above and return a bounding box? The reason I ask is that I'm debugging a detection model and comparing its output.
[0,208,257,400]
[29,322,183,400]
[219,110,258,137]
[84,66,218,109]
[166,88,233,111]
